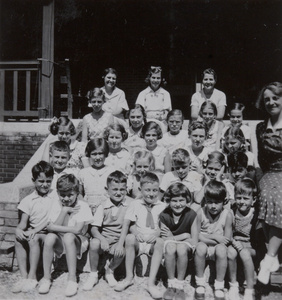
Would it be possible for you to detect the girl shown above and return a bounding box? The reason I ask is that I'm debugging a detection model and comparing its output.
[136,66,171,131]
[191,68,226,121]
[221,103,253,151]
[42,116,87,170]
[103,123,131,175]
[255,82,282,285]
[124,104,147,152]
[158,109,189,155]
[100,68,129,120]
[223,127,255,168]
[141,121,171,180]
[77,138,115,214]
[82,87,114,142]
[127,149,155,199]
[198,101,224,150]
[160,183,198,300]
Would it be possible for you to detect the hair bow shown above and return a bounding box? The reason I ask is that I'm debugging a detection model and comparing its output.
[150,66,162,73]
[52,116,60,124]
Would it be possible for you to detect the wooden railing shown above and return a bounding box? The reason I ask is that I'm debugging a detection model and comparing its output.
[0,60,41,122]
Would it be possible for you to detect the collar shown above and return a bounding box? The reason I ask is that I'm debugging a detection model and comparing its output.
[101,86,120,99]
[140,198,162,207]
[266,118,282,132]
[103,196,131,209]
[31,189,55,200]
[89,166,112,176]
[146,86,164,94]
[109,148,129,158]
[128,127,142,137]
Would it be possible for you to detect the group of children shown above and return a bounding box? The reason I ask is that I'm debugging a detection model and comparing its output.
[13,68,281,300]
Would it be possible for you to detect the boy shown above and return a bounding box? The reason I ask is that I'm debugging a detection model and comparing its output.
[228,179,259,300]
[114,172,166,292]
[194,181,233,300]
[13,161,55,293]
[38,174,93,297]
[160,148,202,195]
[83,171,133,290]
[49,141,75,190]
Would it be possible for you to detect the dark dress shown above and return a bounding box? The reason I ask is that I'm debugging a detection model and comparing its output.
[256,121,282,228]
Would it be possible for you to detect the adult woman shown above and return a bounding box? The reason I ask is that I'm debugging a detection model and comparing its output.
[191,68,226,121]
[82,88,114,142]
[100,68,129,120]
[255,82,282,285]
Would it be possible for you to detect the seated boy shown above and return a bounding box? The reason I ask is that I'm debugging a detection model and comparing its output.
[13,161,55,293]
[38,174,93,297]
[114,172,166,292]
[194,181,233,300]
[83,171,133,290]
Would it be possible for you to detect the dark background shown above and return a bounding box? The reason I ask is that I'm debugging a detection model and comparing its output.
[1,0,282,119]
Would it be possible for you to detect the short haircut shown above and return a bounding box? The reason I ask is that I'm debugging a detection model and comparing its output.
[50,141,70,154]
[145,66,167,86]
[32,160,54,180]
[171,148,190,164]
[166,109,184,123]
[86,87,105,102]
[127,104,147,126]
[205,151,226,168]
[49,116,76,136]
[103,123,128,141]
[141,121,163,139]
[57,174,80,193]
[140,172,159,187]
[102,67,117,78]
[133,150,155,172]
[107,170,127,186]
[227,151,248,170]
[227,102,245,116]
[204,180,226,203]
[256,81,282,112]
[199,100,218,118]
[163,182,192,204]
[188,121,208,136]
[235,178,257,198]
[201,68,217,82]
[85,138,109,157]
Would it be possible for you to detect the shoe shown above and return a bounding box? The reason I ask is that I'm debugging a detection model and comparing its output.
[38,278,51,294]
[194,286,205,300]
[83,272,98,291]
[270,255,280,272]
[12,278,28,293]
[114,278,134,292]
[175,288,186,300]
[214,289,225,300]
[163,287,175,300]
[258,259,271,285]
[21,279,38,293]
[243,288,255,300]
[65,281,78,297]
[229,282,239,300]
[105,271,117,287]
[146,285,164,299]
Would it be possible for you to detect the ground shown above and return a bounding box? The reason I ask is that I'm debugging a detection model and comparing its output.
[0,268,281,300]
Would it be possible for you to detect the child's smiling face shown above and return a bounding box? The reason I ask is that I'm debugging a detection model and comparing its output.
[135,158,151,176]
[235,193,254,215]
[169,196,187,216]
[231,166,247,182]
[89,97,104,113]
[33,172,53,196]
[58,190,78,207]
[140,181,159,205]
[168,115,183,135]
[108,129,123,152]
[90,148,105,169]
[144,129,158,150]
[149,72,161,91]
[190,128,206,149]
[201,107,215,125]
[58,125,72,143]
[173,161,189,180]
[205,196,224,217]
[129,109,144,130]
[230,109,243,127]
[205,161,222,180]
[50,150,69,172]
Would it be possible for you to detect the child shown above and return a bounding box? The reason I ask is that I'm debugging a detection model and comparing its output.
[221,103,253,151]
[141,121,171,179]
[160,148,202,195]
[124,104,147,152]
[186,121,213,173]
[13,161,55,293]
[77,138,115,214]
[38,174,93,297]
[83,171,133,290]
[114,172,167,292]
[158,109,189,155]
[104,123,131,175]
[228,178,258,300]
[159,183,198,300]
[136,66,172,124]
[127,149,156,199]
[198,101,224,150]
[191,68,226,121]
[194,181,233,300]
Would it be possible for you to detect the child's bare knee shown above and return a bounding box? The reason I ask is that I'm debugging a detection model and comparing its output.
[176,243,188,256]
[165,242,177,255]
[89,238,101,251]
[239,248,252,261]
[227,246,237,260]
[215,244,227,259]
[45,233,57,247]
[63,232,76,245]
[195,242,207,257]
[125,234,136,247]
[154,238,164,251]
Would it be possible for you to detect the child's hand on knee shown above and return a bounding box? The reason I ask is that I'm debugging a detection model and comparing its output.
[25,229,36,240]
[16,228,27,241]
[136,233,145,243]
[214,235,230,246]
[111,243,125,257]
[232,240,243,252]
[146,234,157,244]
[101,239,110,252]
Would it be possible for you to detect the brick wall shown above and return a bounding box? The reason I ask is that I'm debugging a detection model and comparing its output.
[0,132,48,183]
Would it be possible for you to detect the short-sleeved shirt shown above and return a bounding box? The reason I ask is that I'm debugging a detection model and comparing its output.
[191,88,226,115]
[17,189,58,229]
[136,86,172,119]
[160,171,203,193]
[105,148,132,175]
[158,130,190,155]
[124,199,166,236]
[48,199,94,236]
[101,87,129,119]
[124,127,146,153]
[92,196,133,244]
[186,145,212,169]
[146,145,168,175]
[160,206,197,235]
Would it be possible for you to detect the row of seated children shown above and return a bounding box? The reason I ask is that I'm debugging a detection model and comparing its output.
[14,158,262,300]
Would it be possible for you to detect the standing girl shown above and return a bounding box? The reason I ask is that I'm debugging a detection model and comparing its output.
[191,68,226,121]
[255,82,282,284]
[82,88,114,142]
